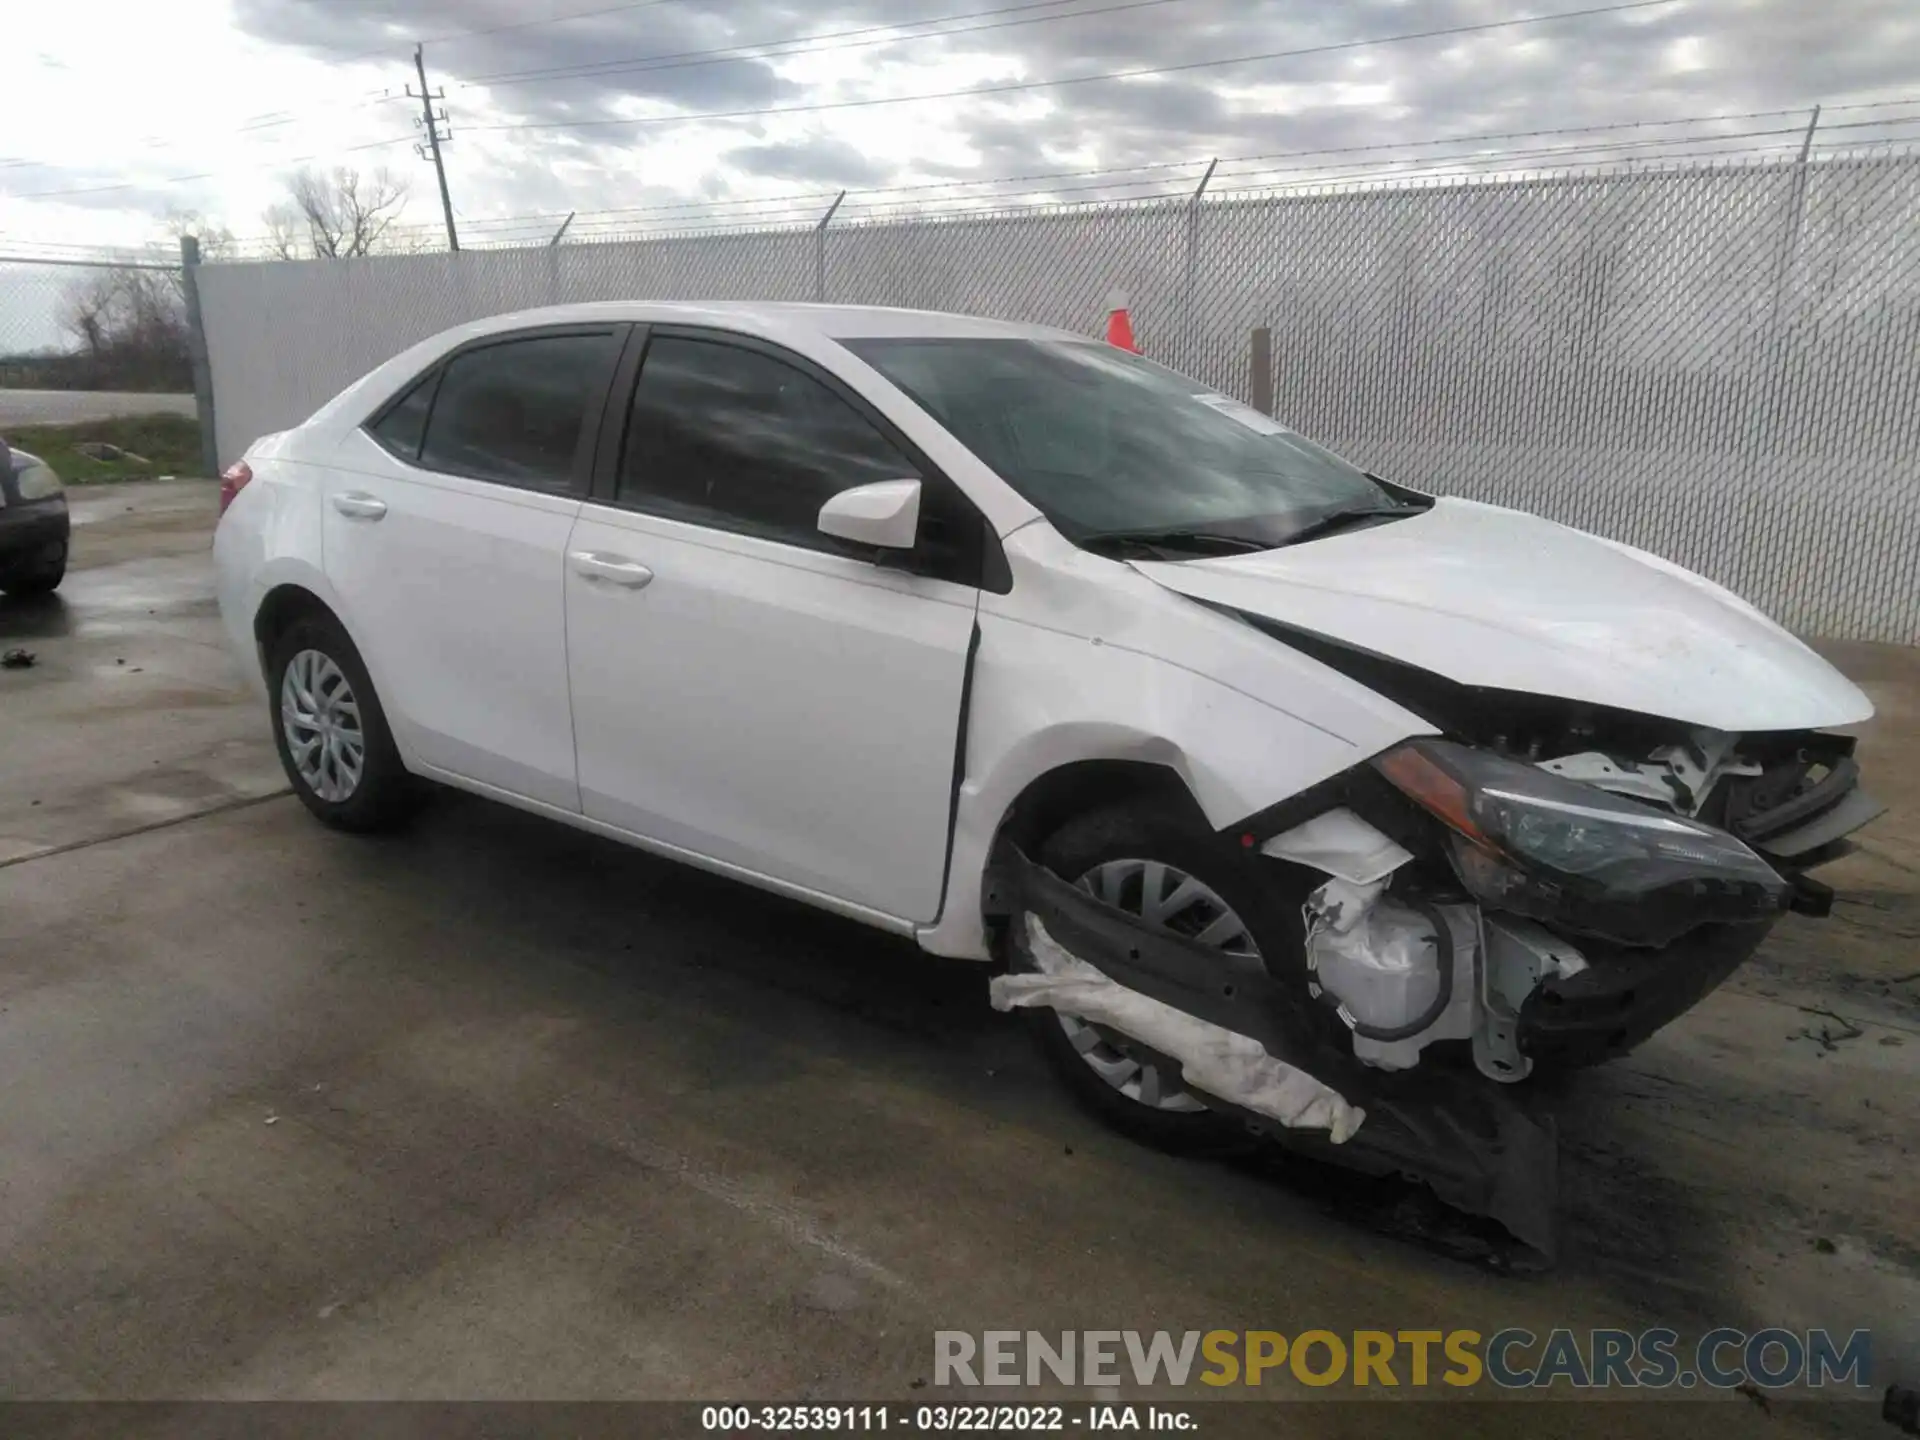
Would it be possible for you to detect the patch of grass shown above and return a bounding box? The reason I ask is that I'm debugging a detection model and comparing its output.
[5,414,206,484]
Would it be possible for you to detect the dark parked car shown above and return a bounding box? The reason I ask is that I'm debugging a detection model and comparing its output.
[0,436,69,595]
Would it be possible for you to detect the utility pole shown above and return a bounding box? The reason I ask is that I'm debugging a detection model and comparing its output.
[409,44,460,252]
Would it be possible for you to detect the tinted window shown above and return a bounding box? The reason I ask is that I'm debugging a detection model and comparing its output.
[368,368,438,461]
[848,337,1391,545]
[618,336,920,548]
[418,331,619,493]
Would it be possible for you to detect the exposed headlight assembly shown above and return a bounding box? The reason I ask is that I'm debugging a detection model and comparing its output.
[14,459,65,501]
[1375,739,1788,947]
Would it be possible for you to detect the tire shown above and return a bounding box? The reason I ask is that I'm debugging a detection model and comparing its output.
[0,540,67,596]
[267,611,422,832]
[1015,797,1316,1156]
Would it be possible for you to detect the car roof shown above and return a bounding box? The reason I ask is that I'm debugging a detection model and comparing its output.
[438,300,1082,346]
[302,300,1099,436]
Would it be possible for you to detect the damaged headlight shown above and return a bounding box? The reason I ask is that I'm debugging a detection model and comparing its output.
[1375,739,1788,947]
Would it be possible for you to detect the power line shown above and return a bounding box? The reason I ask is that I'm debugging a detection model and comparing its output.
[332,121,1920,247]
[453,191,844,226]
[458,0,1186,91]
[463,0,1688,137]
[212,130,1914,255]
[696,105,1845,207]
[0,94,410,171]
[0,239,176,256]
[1202,117,1920,185]
[0,251,180,270]
[1222,142,1824,195]
[332,0,707,64]
[0,0,1163,174]
[15,85,1910,224]
[209,100,1919,242]
[6,135,416,201]
[10,90,1902,179]
[454,101,1920,221]
[826,126,1823,215]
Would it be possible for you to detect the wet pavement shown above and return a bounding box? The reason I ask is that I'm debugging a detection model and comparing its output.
[0,482,284,863]
[0,482,1915,1434]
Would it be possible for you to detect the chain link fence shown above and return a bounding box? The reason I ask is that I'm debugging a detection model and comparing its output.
[194,151,1920,643]
[0,256,198,411]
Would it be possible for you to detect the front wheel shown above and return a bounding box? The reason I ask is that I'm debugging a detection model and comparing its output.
[0,539,67,596]
[268,613,422,832]
[1015,798,1312,1155]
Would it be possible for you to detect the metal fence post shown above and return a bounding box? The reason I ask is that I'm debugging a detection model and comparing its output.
[178,235,220,478]
[814,190,846,302]
[1183,159,1218,357]
[1248,326,1273,415]
[545,211,575,306]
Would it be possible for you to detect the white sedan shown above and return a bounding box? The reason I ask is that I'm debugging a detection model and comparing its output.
[214,302,1881,1245]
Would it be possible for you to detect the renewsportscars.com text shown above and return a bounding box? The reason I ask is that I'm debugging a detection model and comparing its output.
[933,1327,1873,1391]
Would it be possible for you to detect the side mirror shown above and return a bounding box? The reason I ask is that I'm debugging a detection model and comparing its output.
[817,479,921,551]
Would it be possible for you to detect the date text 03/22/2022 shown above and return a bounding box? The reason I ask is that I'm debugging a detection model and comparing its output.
[701,1404,1194,1431]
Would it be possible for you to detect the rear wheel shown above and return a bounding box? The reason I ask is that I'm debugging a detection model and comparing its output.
[267,612,421,832]
[1015,798,1310,1154]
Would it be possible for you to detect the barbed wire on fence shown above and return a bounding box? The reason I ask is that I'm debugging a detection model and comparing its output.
[204,103,1920,254]
[7,97,1917,260]
[5,139,1918,646]
[167,147,1920,647]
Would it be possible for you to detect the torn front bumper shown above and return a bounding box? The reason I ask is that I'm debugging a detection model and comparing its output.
[1517,919,1771,1067]
[998,849,1560,1263]
[1719,739,1887,875]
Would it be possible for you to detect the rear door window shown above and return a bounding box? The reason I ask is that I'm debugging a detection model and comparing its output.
[417,331,621,495]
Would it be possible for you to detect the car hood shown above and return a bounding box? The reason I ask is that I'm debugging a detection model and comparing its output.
[1130,497,1872,733]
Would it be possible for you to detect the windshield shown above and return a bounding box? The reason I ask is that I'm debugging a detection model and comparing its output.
[845,336,1396,545]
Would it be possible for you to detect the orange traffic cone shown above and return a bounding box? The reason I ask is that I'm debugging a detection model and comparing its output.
[1104,290,1140,353]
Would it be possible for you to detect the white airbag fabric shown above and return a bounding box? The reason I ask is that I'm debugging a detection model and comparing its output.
[990,915,1365,1144]
[1260,809,1414,884]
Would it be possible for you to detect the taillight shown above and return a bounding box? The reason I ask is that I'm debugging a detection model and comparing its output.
[218,460,253,515]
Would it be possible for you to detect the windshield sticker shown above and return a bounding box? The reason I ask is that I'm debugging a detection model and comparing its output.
[1194,393,1291,435]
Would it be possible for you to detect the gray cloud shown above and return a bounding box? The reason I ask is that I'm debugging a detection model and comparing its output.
[20,0,1920,236]
[724,136,894,186]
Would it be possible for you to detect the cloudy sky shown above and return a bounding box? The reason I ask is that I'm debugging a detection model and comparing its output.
[1,0,1915,257]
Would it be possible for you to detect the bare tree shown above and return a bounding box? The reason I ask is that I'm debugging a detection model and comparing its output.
[164,208,235,264]
[263,166,412,259]
[57,266,192,388]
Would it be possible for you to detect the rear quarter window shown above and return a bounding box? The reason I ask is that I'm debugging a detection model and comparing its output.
[367,369,439,462]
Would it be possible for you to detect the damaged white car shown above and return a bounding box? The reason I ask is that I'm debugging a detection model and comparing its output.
[214,302,1884,1257]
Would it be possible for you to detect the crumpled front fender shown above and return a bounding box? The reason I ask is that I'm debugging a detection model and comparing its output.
[1006,848,1560,1264]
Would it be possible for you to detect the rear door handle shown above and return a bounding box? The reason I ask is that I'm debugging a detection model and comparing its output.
[569,551,654,588]
[332,492,387,520]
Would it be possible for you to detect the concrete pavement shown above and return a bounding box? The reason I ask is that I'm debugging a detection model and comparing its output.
[0,482,1913,1433]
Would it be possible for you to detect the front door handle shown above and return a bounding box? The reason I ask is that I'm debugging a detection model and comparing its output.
[569,551,654,588]
[331,492,387,521]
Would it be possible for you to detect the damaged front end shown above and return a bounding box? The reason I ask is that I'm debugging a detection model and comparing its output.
[990,719,1884,1265]
[995,850,1562,1263]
